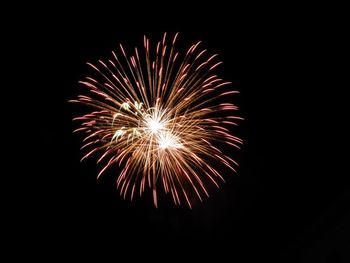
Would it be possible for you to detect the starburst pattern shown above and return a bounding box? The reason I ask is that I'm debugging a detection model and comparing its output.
[70,33,243,208]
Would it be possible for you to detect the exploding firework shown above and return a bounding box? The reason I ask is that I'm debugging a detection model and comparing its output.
[70,33,243,208]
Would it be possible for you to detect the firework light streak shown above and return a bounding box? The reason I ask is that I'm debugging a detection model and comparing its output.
[70,33,243,208]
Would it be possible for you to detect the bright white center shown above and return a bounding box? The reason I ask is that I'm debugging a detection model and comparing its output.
[148,119,162,133]
[159,132,182,149]
[159,137,173,149]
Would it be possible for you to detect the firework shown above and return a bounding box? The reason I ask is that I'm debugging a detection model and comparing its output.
[70,33,243,208]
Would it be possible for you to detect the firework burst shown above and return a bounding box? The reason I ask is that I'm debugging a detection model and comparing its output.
[70,33,243,208]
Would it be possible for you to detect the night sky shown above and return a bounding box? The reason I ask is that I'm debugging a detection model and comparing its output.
[12,4,348,262]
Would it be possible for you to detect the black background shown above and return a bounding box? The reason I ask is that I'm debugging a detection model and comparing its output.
[11,3,348,262]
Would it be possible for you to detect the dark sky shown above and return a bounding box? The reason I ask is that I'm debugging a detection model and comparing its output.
[11,3,348,262]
